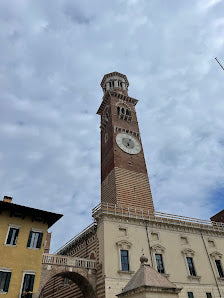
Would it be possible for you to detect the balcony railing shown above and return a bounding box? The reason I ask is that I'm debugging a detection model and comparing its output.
[92,203,224,232]
[42,254,96,269]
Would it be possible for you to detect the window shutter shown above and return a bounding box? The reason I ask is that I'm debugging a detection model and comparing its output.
[37,233,43,248]
[27,231,32,247]
[30,275,35,291]
[6,228,13,244]
[5,272,11,292]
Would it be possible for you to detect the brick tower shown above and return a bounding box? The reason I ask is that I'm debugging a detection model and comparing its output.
[97,72,154,212]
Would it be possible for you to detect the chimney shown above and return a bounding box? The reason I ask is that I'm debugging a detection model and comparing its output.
[3,196,13,203]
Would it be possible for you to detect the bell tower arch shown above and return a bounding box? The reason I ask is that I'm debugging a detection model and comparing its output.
[97,72,154,212]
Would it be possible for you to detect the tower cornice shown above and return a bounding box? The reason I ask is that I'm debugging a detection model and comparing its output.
[97,90,138,115]
[100,72,129,88]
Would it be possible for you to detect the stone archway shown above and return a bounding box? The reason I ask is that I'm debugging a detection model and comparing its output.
[39,271,97,298]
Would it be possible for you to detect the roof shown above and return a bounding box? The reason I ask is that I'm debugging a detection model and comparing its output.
[56,222,97,254]
[0,201,63,228]
[211,210,224,223]
[117,257,181,297]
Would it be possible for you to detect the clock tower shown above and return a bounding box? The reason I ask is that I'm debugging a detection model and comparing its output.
[97,72,154,212]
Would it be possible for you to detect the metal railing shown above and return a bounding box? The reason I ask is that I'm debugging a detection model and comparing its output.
[92,203,224,232]
[42,253,96,269]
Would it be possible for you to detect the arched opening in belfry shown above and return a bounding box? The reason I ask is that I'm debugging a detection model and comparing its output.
[39,271,96,298]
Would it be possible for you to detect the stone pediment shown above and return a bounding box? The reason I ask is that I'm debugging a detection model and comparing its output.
[116,240,132,249]
[181,248,195,257]
[210,251,222,259]
[151,244,165,252]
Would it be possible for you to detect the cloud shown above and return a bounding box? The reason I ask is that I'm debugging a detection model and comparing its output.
[0,0,224,251]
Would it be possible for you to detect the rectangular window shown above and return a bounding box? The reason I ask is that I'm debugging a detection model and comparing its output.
[155,254,165,274]
[186,257,196,276]
[120,250,129,271]
[21,274,35,297]
[215,260,224,278]
[0,271,11,293]
[27,231,43,249]
[188,292,194,298]
[6,227,19,245]
[206,293,212,298]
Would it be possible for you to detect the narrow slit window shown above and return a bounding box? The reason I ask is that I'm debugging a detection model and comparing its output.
[120,250,129,271]
[155,254,165,274]
[215,260,224,278]
[186,257,196,276]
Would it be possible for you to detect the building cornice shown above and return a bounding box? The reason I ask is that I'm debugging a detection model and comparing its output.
[92,203,224,236]
[97,91,138,115]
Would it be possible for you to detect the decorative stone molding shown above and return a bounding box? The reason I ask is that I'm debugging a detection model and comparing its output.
[210,251,222,260]
[116,240,132,250]
[151,244,165,254]
[181,248,195,257]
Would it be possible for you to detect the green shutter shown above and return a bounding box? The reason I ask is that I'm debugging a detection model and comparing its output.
[4,272,11,292]
[37,233,43,249]
[27,231,33,247]
[6,228,13,244]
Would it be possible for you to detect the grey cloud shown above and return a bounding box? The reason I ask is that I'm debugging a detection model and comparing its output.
[0,0,224,250]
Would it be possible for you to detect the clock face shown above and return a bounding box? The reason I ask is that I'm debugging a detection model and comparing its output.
[116,133,141,155]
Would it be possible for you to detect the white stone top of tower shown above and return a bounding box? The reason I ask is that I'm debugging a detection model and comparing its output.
[100,71,129,94]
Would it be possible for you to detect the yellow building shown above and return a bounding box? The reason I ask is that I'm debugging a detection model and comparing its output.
[0,196,62,297]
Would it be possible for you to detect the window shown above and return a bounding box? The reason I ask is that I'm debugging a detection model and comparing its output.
[117,106,120,115]
[215,260,224,278]
[155,254,165,274]
[206,293,212,298]
[186,257,196,276]
[27,231,43,249]
[188,292,194,298]
[0,271,11,293]
[6,227,19,245]
[120,250,129,271]
[21,274,35,297]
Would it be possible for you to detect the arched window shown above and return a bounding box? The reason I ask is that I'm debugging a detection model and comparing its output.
[121,108,125,114]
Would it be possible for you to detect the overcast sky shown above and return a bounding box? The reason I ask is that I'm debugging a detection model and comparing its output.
[0,0,224,251]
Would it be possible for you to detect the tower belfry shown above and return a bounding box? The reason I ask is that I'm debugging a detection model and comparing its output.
[97,71,154,212]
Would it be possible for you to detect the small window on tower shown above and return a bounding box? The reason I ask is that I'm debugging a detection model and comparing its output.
[117,106,120,115]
